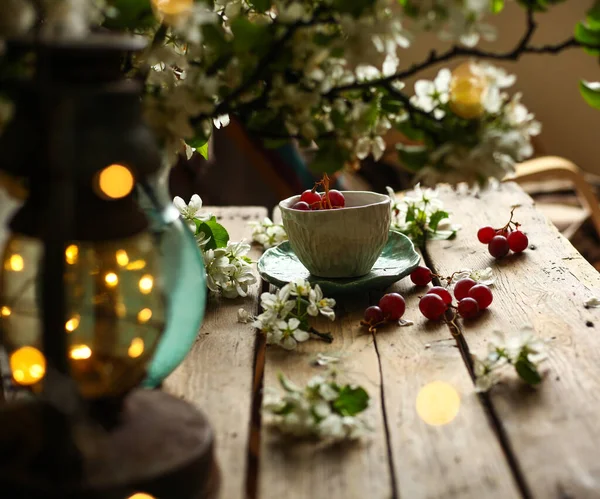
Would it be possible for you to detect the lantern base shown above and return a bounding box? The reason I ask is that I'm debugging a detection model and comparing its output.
[0,389,220,499]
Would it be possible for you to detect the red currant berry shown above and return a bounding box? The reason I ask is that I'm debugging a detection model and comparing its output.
[300,190,321,207]
[419,294,447,321]
[488,235,510,258]
[426,286,452,305]
[364,306,384,324]
[291,201,310,211]
[410,266,433,286]
[496,228,510,238]
[454,278,476,301]
[468,284,493,310]
[457,297,480,319]
[378,293,406,321]
[507,230,528,253]
[477,226,496,244]
[321,190,345,209]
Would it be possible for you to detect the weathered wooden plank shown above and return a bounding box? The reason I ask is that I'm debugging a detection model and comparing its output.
[427,182,600,498]
[377,276,521,499]
[258,293,393,499]
[164,206,266,499]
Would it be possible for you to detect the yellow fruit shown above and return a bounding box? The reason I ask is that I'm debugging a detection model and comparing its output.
[449,62,487,120]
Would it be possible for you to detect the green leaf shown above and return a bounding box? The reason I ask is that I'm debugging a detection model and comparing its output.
[588,1,600,30]
[333,385,369,416]
[196,218,229,249]
[248,0,271,12]
[278,373,301,393]
[396,143,429,172]
[428,210,449,232]
[405,204,416,223]
[196,142,209,160]
[575,22,600,55]
[491,0,505,13]
[515,357,542,385]
[579,80,600,109]
[310,140,349,174]
[272,403,294,415]
[103,0,156,29]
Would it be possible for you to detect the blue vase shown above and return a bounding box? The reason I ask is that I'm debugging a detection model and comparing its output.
[139,169,207,388]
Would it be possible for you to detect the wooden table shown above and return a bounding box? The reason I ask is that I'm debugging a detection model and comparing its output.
[165,182,600,499]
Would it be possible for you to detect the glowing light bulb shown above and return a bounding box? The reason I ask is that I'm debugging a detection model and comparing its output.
[416,381,461,426]
[10,346,46,385]
[116,249,130,267]
[105,272,119,287]
[65,244,79,264]
[127,493,157,499]
[127,259,146,270]
[128,338,145,358]
[152,0,192,15]
[97,164,134,199]
[65,315,80,332]
[70,345,92,360]
[139,275,154,294]
[8,254,24,272]
[1,306,11,317]
[137,308,152,323]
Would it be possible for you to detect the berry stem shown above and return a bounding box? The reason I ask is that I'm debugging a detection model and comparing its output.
[443,309,462,337]
[498,205,521,232]
[309,327,334,343]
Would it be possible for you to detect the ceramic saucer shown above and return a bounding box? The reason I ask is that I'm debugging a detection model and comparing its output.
[257,230,420,295]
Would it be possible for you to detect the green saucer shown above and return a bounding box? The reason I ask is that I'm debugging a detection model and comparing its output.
[257,230,420,295]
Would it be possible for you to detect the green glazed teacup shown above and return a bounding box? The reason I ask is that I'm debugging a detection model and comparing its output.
[279,191,391,278]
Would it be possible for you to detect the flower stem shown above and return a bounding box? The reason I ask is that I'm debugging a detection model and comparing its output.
[309,327,334,343]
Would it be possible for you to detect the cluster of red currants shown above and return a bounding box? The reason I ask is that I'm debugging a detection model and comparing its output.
[361,293,406,333]
[476,207,529,259]
[292,189,346,211]
[409,265,492,321]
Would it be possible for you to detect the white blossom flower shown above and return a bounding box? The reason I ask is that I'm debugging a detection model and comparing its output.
[451,267,495,286]
[203,248,233,292]
[173,194,212,231]
[355,135,386,161]
[249,218,288,249]
[238,308,252,323]
[289,278,311,297]
[411,69,451,119]
[307,285,336,321]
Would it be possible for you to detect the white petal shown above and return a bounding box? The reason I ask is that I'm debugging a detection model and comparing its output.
[293,329,310,343]
[288,318,300,330]
[282,336,297,350]
[173,196,187,211]
[189,194,203,211]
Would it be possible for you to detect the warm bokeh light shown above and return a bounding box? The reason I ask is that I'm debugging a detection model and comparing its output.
[97,164,134,199]
[105,272,119,287]
[152,0,192,15]
[137,308,153,324]
[65,244,79,265]
[1,306,11,317]
[126,259,146,270]
[139,275,154,294]
[116,249,130,267]
[128,338,145,358]
[8,254,24,272]
[127,493,157,499]
[116,302,127,318]
[449,62,487,119]
[70,345,92,360]
[65,315,80,333]
[416,381,461,426]
[10,346,46,385]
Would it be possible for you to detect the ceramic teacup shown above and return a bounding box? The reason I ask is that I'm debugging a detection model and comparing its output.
[279,191,391,278]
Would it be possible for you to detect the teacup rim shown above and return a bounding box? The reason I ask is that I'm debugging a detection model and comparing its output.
[279,190,390,213]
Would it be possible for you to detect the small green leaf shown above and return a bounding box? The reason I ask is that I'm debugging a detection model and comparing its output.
[579,80,600,109]
[196,218,229,249]
[575,22,600,55]
[248,0,271,13]
[491,0,505,13]
[587,1,600,30]
[515,358,542,385]
[278,373,301,393]
[405,204,416,222]
[197,142,209,160]
[272,403,294,415]
[333,385,369,416]
[429,210,449,232]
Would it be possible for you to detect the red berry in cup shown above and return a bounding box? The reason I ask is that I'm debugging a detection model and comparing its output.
[488,235,510,258]
[507,230,528,253]
[468,284,493,310]
[457,297,480,319]
[364,306,384,324]
[454,278,476,301]
[300,190,321,208]
[321,189,345,209]
[410,266,433,286]
[291,201,310,211]
[378,293,406,321]
[427,286,452,305]
[419,294,447,321]
[477,226,496,244]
